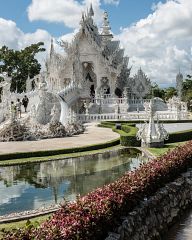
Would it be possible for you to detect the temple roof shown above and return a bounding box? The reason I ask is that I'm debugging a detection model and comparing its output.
[104,41,120,56]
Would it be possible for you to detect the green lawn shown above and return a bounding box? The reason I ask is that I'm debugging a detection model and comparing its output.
[148,141,187,156]
[0,215,51,239]
[0,145,121,166]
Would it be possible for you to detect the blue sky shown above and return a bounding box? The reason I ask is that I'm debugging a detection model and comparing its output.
[0,0,165,36]
[0,0,191,86]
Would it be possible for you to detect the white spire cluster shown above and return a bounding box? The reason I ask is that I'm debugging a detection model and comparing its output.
[137,98,169,147]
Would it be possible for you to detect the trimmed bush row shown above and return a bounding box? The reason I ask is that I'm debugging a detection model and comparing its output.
[102,119,192,124]
[4,141,192,240]
[99,121,192,145]
[0,138,120,161]
[99,122,140,147]
[166,129,192,143]
[113,125,140,147]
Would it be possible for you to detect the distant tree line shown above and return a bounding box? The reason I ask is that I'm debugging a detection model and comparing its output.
[147,75,192,110]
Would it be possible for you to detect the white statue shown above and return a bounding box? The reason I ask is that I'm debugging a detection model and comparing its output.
[176,71,183,99]
[137,98,168,147]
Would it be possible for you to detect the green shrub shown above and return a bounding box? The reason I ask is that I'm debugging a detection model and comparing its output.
[100,120,192,146]
[0,138,120,161]
[166,129,192,143]
[5,140,192,240]
[112,125,140,147]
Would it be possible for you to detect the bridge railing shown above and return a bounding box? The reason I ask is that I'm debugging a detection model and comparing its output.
[76,112,189,122]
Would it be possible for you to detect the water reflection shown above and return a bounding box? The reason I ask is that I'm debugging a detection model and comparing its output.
[166,209,192,240]
[0,149,146,216]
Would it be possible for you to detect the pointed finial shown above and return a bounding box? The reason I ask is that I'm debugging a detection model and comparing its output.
[50,38,54,56]
[80,12,85,25]
[101,11,111,35]
[101,11,113,44]
[89,4,94,17]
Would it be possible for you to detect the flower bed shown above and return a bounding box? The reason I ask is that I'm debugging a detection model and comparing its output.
[3,141,192,240]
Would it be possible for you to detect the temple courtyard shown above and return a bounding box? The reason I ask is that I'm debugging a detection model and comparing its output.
[0,122,119,154]
[0,122,191,155]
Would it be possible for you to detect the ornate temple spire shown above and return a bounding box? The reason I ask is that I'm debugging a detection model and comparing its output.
[101,11,113,44]
[176,68,183,99]
[101,11,111,35]
[137,98,169,147]
[50,38,54,57]
[89,4,94,17]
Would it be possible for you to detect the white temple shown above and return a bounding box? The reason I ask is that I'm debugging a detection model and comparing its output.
[0,6,189,131]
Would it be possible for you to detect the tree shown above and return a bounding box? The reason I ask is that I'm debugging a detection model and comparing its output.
[164,87,177,100]
[0,42,45,93]
[145,83,165,100]
[182,75,192,110]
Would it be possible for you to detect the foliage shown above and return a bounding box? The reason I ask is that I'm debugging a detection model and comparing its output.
[99,120,192,146]
[164,87,177,100]
[114,125,140,147]
[145,83,179,101]
[0,215,51,239]
[0,42,45,93]
[166,128,192,143]
[148,141,186,156]
[0,138,120,161]
[145,83,165,99]
[3,141,192,239]
[99,122,140,147]
[182,75,192,110]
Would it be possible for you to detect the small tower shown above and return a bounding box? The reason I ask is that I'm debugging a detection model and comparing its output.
[137,98,169,147]
[101,11,113,45]
[50,38,54,57]
[176,70,183,99]
[88,4,94,18]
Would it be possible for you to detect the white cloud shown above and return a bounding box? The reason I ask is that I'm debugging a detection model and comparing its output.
[0,18,52,67]
[0,18,51,50]
[0,18,22,49]
[117,0,192,87]
[28,0,104,29]
[1,0,192,88]
[103,0,120,6]
[0,180,28,205]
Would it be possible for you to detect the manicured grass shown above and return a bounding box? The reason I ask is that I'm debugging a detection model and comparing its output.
[98,122,140,147]
[0,137,120,161]
[148,141,187,156]
[0,215,51,238]
[0,144,121,166]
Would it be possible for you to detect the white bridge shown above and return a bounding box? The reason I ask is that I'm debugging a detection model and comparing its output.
[77,111,189,122]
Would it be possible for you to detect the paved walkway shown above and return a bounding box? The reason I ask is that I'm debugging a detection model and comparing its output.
[0,123,119,154]
[136,122,192,133]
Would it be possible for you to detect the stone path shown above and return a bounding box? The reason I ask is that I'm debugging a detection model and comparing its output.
[136,122,192,133]
[0,123,119,154]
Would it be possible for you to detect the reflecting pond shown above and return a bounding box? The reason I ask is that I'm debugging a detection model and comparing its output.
[0,148,146,216]
[166,209,192,240]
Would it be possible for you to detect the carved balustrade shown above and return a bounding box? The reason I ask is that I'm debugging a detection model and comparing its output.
[76,111,188,122]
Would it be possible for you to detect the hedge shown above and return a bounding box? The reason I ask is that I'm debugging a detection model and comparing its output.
[99,121,192,145]
[103,119,192,124]
[167,129,192,143]
[4,140,192,240]
[0,138,120,161]
[99,122,140,147]
[113,126,140,147]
